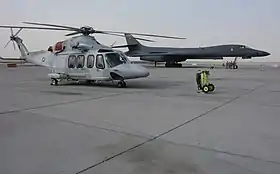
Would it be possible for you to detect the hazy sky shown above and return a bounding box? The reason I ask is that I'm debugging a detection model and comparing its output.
[0,0,279,61]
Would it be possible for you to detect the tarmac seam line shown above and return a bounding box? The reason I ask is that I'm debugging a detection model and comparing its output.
[0,90,148,115]
[75,84,266,174]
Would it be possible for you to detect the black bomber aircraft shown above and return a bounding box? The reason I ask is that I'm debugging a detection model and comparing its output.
[113,33,270,67]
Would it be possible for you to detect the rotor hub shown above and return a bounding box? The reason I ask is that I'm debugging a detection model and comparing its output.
[80,26,95,35]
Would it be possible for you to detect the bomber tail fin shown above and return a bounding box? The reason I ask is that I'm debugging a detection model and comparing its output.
[112,33,150,52]
[124,33,144,52]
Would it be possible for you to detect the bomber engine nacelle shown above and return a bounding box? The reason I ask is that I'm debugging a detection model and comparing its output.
[242,56,252,59]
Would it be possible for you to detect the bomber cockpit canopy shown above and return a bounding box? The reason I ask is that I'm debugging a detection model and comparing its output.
[240,45,250,49]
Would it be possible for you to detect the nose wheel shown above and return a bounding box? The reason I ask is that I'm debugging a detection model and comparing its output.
[50,78,58,86]
[117,80,127,88]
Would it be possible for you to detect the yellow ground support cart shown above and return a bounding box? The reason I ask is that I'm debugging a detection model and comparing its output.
[200,70,215,93]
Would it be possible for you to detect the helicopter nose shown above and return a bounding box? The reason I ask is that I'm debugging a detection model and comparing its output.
[111,64,149,79]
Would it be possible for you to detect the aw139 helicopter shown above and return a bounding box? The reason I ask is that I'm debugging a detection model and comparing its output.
[0,22,185,87]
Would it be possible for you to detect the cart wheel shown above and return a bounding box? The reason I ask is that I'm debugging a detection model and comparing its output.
[208,84,215,92]
[202,85,209,93]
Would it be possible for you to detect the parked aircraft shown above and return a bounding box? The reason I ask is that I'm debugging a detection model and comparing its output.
[113,33,270,67]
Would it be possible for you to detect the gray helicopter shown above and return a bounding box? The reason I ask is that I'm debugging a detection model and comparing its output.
[0,22,185,87]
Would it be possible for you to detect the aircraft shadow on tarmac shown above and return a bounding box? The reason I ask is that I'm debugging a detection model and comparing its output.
[40,90,84,96]
[143,65,219,69]
[56,79,183,90]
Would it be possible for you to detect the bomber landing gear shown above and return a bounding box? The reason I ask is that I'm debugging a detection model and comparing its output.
[117,80,127,88]
[225,57,239,69]
[165,62,182,67]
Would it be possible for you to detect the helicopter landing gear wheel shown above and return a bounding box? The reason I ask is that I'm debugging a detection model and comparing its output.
[117,81,126,88]
[208,83,215,92]
[202,85,209,93]
[50,78,58,86]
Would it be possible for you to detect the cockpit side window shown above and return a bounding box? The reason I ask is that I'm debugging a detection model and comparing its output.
[68,55,76,68]
[76,55,85,68]
[96,54,105,69]
[240,45,250,49]
[87,55,94,68]
[105,52,127,68]
[119,52,130,63]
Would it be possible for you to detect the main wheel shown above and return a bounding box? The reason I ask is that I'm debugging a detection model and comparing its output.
[50,78,58,86]
[202,85,209,93]
[208,84,215,92]
[117,81,126,88]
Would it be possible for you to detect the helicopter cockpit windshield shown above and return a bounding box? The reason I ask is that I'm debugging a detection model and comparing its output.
[105,52,129,68]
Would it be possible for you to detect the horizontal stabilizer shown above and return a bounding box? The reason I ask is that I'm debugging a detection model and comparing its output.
[0,57,25,61]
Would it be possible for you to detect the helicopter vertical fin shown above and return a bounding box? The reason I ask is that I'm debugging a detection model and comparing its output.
[4,28,29,59]
[12,36,29,58]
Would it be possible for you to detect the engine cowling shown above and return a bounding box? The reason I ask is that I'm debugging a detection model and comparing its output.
[242,56,252,59]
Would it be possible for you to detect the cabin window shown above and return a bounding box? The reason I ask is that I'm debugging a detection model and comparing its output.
[76,55,85,68]
[68,55,76,68]
[87,55,94,68]
[96,54,105,69]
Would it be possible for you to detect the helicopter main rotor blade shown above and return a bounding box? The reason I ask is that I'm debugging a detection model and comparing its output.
[14,28,23,36]
[65,31,81,36]
[22,21,185,39]
[65,31,155,42]
[0,25,70,31]
[23,22,186,39]
[23,21,79,31]
[101,32,155,42]
[101,31,186,40]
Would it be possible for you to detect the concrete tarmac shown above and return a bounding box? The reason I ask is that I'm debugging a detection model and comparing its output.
[0,63,280,174]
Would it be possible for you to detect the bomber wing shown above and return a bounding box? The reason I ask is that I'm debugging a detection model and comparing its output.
[127,51,223,60]
[128,51,193,57]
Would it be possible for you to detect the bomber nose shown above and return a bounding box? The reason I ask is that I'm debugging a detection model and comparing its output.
[263,51,270,56]
[258,51,270,57]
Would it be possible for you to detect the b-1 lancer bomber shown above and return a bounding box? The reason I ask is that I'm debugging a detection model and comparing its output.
[113,34,270,67]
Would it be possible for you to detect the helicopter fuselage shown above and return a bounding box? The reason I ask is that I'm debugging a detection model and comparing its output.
[3,30,150,87]
[47,49,149,84]
[25,44,149,86]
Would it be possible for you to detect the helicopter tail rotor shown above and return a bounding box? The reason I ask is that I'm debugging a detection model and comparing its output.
[4,27,23,50]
